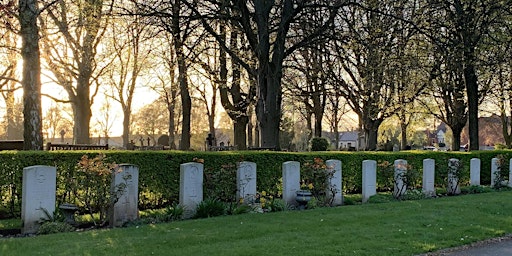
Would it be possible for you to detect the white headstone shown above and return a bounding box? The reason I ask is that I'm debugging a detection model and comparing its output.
[509,159,512,188]
[326,159,343,206]
[393,159,407,198]
[180,162,204,218]
[447,158,461,195]
[237,161,257,204]
[362,160,377,203]
[422,159,435,197]
[491,158,499,188]
[470,158,481,186]
[110,164,139,227]
[282,161,300,206]
[22,166,57,234]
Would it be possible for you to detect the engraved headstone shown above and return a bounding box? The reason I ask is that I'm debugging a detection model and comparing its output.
[470,158,481,186]
[237,161,257,203]
[110,164,139,227]
[180,162,204,218]
[509,159,512,188]
[447,158,461,195]
[422,159,436,197]
[393,159,408,198]
[282,161,300,206]
[491,158,499,188]
[326,159,343,206]
[21,166,57,234]
[362,160,377,203]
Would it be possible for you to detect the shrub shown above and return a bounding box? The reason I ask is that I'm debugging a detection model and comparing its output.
[74,154,121,227]
[194,199,226,218]
[301,158,337,206]
[310,137,330,151]
[165,203,185,221]
[204,163,237,203]
[463,185,494,194]
[37,222,75,235]
[368,194,394,204]
[402,189,426,200]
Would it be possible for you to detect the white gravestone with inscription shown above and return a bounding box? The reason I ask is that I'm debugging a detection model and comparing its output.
[491,158,499,188]
[237,161,257,204]
[393,159,408,198]
[110,164,139,227]
[509,159,512,188]
[22,166,57,234]
[470,158,481,186]
[282,161,300,206]
[362,160,377,203]
[326,159,343,206]
[447,158,461,195]
[422,159,436,197]
[180,162,204,218]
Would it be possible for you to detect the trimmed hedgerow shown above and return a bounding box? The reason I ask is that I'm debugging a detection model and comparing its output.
[0,149,510,218]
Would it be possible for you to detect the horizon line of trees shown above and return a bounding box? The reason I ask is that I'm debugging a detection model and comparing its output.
[1,0,511,151]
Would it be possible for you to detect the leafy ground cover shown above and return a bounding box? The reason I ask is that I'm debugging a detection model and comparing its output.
[1,191,512,256]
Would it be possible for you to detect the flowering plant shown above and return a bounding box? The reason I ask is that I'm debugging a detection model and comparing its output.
[301,158,333,203]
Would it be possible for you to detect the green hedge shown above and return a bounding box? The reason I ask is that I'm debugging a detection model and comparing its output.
[0,150,510,218]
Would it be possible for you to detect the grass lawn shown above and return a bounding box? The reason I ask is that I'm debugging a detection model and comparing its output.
[1,191,512,256]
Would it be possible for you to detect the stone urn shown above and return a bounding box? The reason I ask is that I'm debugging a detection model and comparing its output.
[296,190,312,208]
[59,203,78,225]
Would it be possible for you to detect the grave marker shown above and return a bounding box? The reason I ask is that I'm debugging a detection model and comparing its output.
[447,158,461,195]
[180,162,204,218]
[282,161,300,206]
[326,160,343,206]
[491,158,499,188]
[362,160,377,203]
[470,158,481,186]
[22,166,56,234]
[394,159,407,198]
[422,159,435,197]
[110,164,139,227]
[237,161,257,204]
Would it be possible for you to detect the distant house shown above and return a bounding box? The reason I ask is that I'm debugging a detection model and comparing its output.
[338,131,361,151]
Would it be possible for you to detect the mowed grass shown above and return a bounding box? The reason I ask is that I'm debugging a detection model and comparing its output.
[1,191,512,256]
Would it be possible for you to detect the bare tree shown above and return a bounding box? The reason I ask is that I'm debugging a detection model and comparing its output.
[104,11,153,148]
[0,5,23,140]
[40,0,113,144]
[418,0,510,150]
[329,1,406,150]
[190,0,341,149]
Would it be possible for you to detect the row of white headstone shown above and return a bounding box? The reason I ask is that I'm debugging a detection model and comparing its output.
[21,164,139,234]
[179,157,512,216]
[180,160,343,218]
[21,157,512,233]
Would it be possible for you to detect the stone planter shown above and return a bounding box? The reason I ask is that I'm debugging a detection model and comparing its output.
[296,190,312,208]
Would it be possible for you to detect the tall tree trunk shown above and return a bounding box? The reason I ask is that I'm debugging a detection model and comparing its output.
[168,98,177,149]
[173,1,191,150]
[363,119,382,151]
[465,62,479,151]
[73,88,91,144]
[5,90,17,139]
[122,108,131,148]
[177,51,191,150]
[247,107,253,147]
[451,126,463,152]
[400,120,407,150]
[19,0,43,150]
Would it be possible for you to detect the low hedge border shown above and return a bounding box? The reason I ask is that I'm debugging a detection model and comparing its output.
[0,150,509,218]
